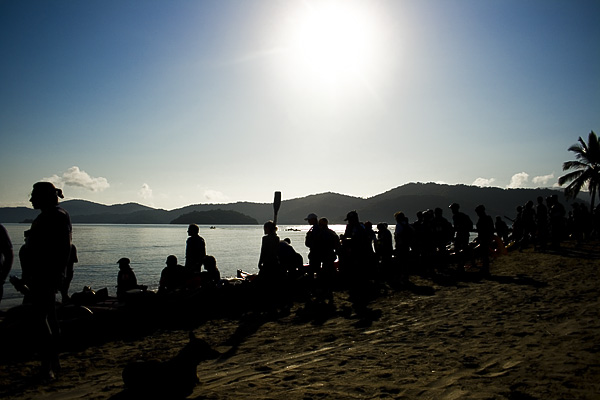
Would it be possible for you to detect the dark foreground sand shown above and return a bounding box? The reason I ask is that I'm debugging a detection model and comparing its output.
[1,241,599,399]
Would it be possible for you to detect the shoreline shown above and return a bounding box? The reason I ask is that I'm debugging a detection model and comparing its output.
[1,240,599,399]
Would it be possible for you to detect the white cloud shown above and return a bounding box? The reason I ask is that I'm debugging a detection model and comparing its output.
[43,166,109,192]
[532,173,555,186]
[203,190,229,203]
[507,172,529,188]
[139,183,153,200]
[472,177,496,187]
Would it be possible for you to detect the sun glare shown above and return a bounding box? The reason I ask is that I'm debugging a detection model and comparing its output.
[281,1,384,92]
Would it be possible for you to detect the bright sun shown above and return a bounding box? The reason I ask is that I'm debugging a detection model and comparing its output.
[281,1,384,92]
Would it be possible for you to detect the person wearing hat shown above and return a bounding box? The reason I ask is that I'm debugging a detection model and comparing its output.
[159,255,187,294]
[22,181,73,380]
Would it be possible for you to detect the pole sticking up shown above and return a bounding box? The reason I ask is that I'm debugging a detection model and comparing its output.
[273,191,282,227]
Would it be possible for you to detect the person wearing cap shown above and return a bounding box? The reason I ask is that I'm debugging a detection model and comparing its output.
[159,255,187,294]
[22,181,73,380]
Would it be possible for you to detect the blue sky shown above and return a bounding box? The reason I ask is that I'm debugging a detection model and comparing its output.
[1,0,599,210]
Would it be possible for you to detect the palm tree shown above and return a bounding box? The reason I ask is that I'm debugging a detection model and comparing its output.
[558,131,600,212]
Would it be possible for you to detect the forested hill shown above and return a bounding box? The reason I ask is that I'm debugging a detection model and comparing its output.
[0,183,584,225]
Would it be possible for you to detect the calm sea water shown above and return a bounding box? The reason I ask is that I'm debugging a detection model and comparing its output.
[0,223,349,311]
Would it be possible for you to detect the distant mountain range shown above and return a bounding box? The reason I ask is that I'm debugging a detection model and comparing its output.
[0,183,583,225]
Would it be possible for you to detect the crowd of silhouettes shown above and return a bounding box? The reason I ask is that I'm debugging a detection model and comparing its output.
[250,193,600,307]
[3,182,600,382]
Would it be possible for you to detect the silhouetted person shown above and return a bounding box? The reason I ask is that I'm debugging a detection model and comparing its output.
[431,207,453,253]
[449,203,473,253]
[200,255,221,288]
[304,212,321,275]
[159,255,187,294]
[21,182,72,380]
[510,205,524,245]
[474,205,494,276]
[393,211,412,259]
[341,210,372,277]
[278,238,304,279]
[548,195,566,248]
[60,244,78,303]
[258,221,282,282]
[375,222,393,277]
[535,196,549,250]
[520,200,537,250]
[185,224,206,274]
[116,258,145,299]
[315,217,340,284]
[495,216,509,244]
[0,224,13,305]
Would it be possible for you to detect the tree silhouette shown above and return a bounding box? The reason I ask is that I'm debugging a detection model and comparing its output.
[558,131,600,212]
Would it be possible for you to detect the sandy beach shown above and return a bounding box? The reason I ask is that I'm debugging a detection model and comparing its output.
[1,240,599,400]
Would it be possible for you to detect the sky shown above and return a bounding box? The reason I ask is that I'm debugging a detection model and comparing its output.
[1,0,599,210]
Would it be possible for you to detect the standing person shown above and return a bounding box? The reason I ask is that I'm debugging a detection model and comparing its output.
[257,221,282,282]
[375,222,393,277]
[0,224,14,305]
[431,207,454,253]
[304,212,320,276]
[340,211,371,277]
[474,205,494,277]
[21,182,72,380]
[449,203,473,253]
[535,196,549,250]
[548,195,566,248]
[314,217,340,285]
[494,216,510,245]
[520,200,537,250]
[393,211,412,259]
[185,224,206,274]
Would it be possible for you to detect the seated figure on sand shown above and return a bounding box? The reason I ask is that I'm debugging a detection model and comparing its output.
[200,255,221,288]
[159,255,187,294]
[278,238,304,279]
[117,258,146,299]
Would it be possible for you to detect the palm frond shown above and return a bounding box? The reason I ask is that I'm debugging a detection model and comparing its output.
[562,160,588,171]
[558,170,583,186]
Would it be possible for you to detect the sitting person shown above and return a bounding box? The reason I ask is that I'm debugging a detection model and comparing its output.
[278,238,304,279]
[159,255,187,294]
[116,258,146,299]
[200,255,221,288]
